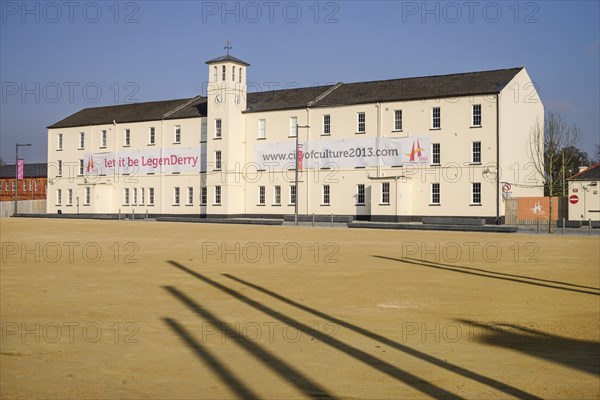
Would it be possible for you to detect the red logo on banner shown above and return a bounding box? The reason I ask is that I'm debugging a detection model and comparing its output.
[17,160,24,179]
[405,139,425,162]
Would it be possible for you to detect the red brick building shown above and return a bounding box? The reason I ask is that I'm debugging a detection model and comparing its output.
[0,163,47,202]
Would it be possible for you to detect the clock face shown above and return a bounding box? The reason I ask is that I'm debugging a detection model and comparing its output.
[214,94,223,104]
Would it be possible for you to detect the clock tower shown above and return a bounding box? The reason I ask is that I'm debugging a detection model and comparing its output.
[205,49,250,216]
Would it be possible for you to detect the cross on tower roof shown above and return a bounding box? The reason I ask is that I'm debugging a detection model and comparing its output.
[224,40,232,55]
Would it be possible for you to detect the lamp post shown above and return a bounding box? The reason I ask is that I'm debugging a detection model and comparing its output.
[14,143,32,216]
[294,124,309,226]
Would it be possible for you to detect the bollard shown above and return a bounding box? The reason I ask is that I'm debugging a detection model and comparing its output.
[536,218,540,234]
[146,209,148,221]
[562,218,565,235]
[331,213,334,228]
[312,213,315,227]
[589,219,592,236]
[132,209,135,220]
[118,209,121,220]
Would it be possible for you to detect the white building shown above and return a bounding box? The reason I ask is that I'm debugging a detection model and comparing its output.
[47,54,543,223]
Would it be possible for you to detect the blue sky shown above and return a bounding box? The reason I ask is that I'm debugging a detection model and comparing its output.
[1,0,598,162]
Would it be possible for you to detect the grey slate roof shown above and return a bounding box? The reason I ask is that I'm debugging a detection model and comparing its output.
[312,67,523,108]
[205,54,250,66]
[48,67,523,128]
[246,85,335,113]
[48,97,207,129]
[0,163,48,178]
[568,163,600,181]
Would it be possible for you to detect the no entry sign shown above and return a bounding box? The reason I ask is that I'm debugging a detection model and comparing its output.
[569,195,579,204]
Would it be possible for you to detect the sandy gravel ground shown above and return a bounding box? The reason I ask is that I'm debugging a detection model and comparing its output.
[1,218,599,399]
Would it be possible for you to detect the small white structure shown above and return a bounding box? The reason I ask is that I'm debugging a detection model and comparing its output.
[567,163,600,221]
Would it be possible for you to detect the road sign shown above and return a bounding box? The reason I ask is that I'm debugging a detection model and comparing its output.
[569,194,579,204]
[502,183,512,192]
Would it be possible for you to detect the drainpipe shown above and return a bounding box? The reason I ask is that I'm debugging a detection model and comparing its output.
[376,102,381,178]
[496,94,500,224]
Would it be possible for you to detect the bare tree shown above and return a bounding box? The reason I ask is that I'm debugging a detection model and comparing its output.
[593,143,600,165]
[528,112,581,233]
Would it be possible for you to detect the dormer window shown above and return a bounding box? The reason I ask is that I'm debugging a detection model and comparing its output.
[222,65,226,81]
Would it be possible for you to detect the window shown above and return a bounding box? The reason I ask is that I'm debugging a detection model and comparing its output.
[472,104,482,126]
[322,185,330,205]
[221,65,226,81]
[472,142,481,164]
[101,130,107,147]
[214,186,222,205]
[149,127,156,145]
[124,129,131,146]
[289,117,297,137]
[357,112,365,133]
[432,107,441,129]
[148,188,155,205]
[274,185,281,205]
[187,187,193,205]
[394,110,403,131]
[57,133,63,150]
[78,132,85,149]
[56,189,62,205]
[323,115,331,135]
[213,66,217,82]
[381,182,390,204]
[201,187,207,205]
[67,189,73,205]
[140,188,145,205]
[57,160,62,177]
[258,119,266,139]
[174,125,181,144]
[84,187,90,205]
[215,151,222,170]
[124,188,130,205]
[232,66,235,81]
[357,184,365,205]
[431,183,440,205]
[432,143,441,165]
[290,185,296,205]
[11,181,15,191]
[258,186,266,205]
[174,187,180,205]
[239,67,242,83]
[215,119,222,138]
[79,159,84,176]
[131,188,137,206]
[472,182,481,204]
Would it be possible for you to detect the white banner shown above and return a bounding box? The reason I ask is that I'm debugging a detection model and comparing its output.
[255,136,431,170]
[85,147,200,176]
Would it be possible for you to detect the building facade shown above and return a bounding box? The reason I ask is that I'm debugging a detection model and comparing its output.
[47,55,543,222]
[0,163,47,202]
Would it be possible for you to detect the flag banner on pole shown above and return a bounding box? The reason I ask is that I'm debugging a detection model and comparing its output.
[17,159,24,179]
[297,144,304,171]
